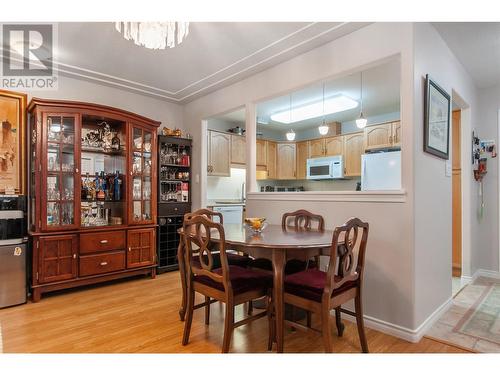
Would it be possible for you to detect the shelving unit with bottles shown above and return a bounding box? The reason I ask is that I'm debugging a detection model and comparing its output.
[28,98,160,301]
[157,135,192,273]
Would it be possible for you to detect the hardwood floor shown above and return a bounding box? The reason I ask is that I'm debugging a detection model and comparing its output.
[0,272,469,353]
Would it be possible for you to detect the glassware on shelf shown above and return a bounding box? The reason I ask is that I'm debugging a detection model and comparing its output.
[111,132,121,151]
[113,171,122,201]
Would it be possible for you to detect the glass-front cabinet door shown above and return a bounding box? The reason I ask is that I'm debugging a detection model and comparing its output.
[42,114,80,230]
[130,125,154,224]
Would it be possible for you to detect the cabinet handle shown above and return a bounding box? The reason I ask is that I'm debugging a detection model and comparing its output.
[128,247,131,252]
[75,168,79,173]
[100,262,108,266]
[73,254,76,259]
[100,240,108,244]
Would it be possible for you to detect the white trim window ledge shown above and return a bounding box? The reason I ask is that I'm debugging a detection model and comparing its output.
[246,190,407,203]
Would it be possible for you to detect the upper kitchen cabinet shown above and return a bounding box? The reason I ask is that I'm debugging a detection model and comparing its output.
[392,121,401,147]
[344,132,364,177]
[267,141,277,179]
[364,121,401,150]
[296,141,309,179]
[277,143,296,179]
[256,139,267,166]
[325,135,344,156]
[231,134,246,165]
[207,130,231,176]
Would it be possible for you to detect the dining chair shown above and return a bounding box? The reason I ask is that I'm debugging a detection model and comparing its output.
[278,217,370,353]
[182,214,274,353]
[178,208,251,321]
[247,209,325,319]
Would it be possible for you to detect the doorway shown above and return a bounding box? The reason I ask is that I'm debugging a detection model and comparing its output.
[452,108,462,295]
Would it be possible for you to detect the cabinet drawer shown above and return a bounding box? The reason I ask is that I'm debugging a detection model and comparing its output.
[80,231,126,254]
[79,251,126,277]
[158,203,190,217]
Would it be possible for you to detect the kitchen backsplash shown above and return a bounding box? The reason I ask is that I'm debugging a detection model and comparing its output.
[257,178,360,191]
[207,167,246,200]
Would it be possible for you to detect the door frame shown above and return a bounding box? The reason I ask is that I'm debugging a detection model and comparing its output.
[451,90,472,284]
[498,110,500,274]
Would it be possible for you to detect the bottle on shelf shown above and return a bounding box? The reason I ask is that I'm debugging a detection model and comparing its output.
[113,170,122,201]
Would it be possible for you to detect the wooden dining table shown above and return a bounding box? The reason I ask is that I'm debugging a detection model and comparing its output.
[177,222,335,353]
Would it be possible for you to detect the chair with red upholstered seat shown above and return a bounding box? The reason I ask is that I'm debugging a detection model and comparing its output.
[278,217,370,353]
[178,208,251,322]
[182,214,273,353]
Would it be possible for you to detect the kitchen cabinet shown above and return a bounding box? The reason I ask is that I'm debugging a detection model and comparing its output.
[231,134,246,165]
[208,130,231,176]
[392,121,401,147]
[309,135,343,158]
[364,123,393,150]
[277,143,296,180]
[267,141,277,179]
[343,132,364,177]
[309,139,324,158]
[364,121,401,150]
[256,139,267,166]
[296,141,309,179]
[325,136,343,156]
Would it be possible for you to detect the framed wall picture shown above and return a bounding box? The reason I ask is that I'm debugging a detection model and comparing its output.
[0,89,27,194]
[424,75,451,159]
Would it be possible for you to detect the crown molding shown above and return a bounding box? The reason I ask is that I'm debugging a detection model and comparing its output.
[1,23,368,103]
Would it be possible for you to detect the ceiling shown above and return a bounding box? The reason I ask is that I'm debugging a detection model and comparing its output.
[217,58,400,131]
[54,22,369,103]
[433,22,500,88]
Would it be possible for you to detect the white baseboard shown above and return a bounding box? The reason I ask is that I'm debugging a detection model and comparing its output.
[338,297,452,343]
[471,269,500,281]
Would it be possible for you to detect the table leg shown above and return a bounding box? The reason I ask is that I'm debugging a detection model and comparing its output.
[272,250,286,353]
[177,239,187,321]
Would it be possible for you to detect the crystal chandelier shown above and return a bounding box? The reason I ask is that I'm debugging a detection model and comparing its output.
[114,22,190,49]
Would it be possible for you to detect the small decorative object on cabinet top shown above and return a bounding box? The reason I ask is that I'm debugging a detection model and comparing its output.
[161,126,182,137]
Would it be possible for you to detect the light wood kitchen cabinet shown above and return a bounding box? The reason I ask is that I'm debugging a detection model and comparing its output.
[267,141,277,179]
[309,139,325,158]
[309,135,343,158]
[231,134,246,165]
[277,143,296,180]
[325,136,343,156]
[343,132,364,177]
[296,141,309,179]
[364,121,402,150]
[364,123,393,150]
[256,139,267,166]
[392,121,401,147]
[208,130,231,176]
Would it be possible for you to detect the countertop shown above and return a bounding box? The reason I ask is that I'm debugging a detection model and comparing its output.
[206,200,246,207]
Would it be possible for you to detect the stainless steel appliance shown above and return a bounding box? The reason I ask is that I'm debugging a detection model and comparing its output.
[0,196,27,308]
[306,155,344,180]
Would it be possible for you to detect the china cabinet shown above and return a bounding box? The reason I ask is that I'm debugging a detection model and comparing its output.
[28,98,160,301]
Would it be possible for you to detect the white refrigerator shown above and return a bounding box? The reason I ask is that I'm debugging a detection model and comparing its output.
[361,151,401,191]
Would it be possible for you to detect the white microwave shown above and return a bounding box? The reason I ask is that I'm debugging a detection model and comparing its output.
[306,155,344,180]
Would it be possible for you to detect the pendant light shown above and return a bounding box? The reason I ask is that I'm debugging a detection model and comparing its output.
[356,71,368,129]
[318,82,329,136]
[286,93,296,141]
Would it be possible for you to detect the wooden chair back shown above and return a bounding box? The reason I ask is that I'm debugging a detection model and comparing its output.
[324,218,369,298]
[185,208,223,224]
[281,209,325,231]
[183,214,231,291]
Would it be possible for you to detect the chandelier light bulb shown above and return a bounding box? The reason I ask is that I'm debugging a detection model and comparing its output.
[115,22,190,49]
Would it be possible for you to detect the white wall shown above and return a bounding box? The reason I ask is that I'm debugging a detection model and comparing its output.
[475,85,500,272]
[412,23,477,327]
[184,23,418,331]
[16,74,184,132]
